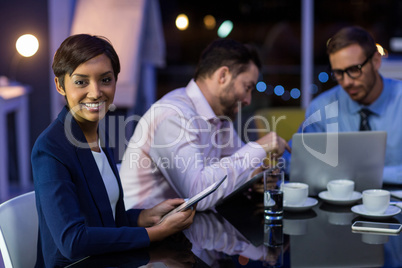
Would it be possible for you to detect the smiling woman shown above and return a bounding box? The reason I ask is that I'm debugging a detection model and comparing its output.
[55,53,116,151]
[51,34,120,151]
[30,34,196,267]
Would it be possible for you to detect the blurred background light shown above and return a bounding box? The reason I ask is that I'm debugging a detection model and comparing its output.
[390,38,402,52]
[281,90,290,101]
[256,81,267,92]
[274,85,285,96]
[290,88,301,99]
[318,72,329,83]
[175,14,189,30]
[203,15,216,30]
[16,34,39,57]
[376,43,388,57]
[217,20,233,38]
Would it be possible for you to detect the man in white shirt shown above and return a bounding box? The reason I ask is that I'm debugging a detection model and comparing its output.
[120,39,289,211]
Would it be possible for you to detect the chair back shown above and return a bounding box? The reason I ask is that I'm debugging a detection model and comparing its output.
[0,191,37,268]
[254,108,305,141]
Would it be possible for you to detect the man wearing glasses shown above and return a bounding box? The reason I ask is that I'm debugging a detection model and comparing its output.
[295,26,402,184]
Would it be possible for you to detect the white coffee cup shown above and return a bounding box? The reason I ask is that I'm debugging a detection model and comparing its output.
[362,189,390,215]
[283,182,309,206]
[327,179,355,199]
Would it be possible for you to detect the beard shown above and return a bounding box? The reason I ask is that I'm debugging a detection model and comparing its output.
[219,82,242,121]
[345,65,378,105]
[221,100,242,121]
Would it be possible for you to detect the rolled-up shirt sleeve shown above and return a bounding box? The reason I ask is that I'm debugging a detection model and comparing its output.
[150,113,266,211]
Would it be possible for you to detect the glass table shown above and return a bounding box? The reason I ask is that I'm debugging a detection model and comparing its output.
[67,188,402,267]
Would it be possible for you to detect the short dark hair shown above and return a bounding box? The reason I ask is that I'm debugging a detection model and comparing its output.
[326,26,377,57]
[52,34,120,89]
[194,39,262,81]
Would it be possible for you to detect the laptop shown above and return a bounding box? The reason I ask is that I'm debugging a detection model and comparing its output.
[290,131,387,196]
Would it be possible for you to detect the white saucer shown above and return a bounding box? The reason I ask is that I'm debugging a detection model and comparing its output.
[351,205,401,219]
[284,197,318,212]
[318,191,362,205]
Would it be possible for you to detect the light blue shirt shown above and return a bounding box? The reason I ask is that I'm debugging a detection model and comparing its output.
[287,77,402,184]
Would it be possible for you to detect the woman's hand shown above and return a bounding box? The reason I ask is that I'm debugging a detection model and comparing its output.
[138,198,185,227]
[139,199,196,242]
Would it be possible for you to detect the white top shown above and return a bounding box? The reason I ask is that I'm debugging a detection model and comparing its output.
[92,146,120,219]
[119,79,266,211]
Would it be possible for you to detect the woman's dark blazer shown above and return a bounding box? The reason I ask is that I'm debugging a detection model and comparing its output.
[32,106,150,267]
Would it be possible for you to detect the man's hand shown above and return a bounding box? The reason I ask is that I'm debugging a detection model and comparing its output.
[255,131,291,157]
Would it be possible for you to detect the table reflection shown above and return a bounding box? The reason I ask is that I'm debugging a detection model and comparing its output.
[66,191,402,268]
[183,211,290,267]
[65,232,206,268]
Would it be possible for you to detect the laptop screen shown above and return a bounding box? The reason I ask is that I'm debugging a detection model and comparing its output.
[289,131,387,196]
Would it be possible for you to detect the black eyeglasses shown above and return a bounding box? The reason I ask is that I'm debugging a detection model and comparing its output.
[331,52,375,81]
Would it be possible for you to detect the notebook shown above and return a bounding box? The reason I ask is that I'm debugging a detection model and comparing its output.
[290,131,387,196]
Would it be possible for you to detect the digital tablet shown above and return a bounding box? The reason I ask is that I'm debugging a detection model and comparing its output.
[158,175,227,224]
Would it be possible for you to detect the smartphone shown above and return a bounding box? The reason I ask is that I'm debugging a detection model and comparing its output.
[352,221,402,234]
